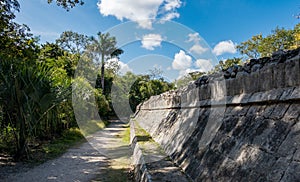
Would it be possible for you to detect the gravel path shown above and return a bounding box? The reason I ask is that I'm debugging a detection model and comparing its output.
[3,120,132,182]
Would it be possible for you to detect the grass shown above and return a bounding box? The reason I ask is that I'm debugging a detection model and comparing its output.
[92,165,133,182]
[24,127,85,164]
[41,128,84,159]
[80,120,110,136]
[133,121,154,143]
[121,124,131,144]
[28,120,110,164]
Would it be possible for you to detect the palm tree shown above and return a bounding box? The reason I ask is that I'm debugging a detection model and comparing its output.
[87,32,123,90]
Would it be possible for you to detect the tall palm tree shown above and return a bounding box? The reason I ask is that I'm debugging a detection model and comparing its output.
[87,32,123,90]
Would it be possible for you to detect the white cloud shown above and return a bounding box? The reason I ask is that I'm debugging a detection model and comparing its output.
[178,68,196,78]
[212,40,237,56]
[97,0,182,29]
[172,50,192,70]
[141,34,163,50]
[187,33,207,55]
[195,59,213,72]
[119,61,132,75]
[187,33,201,43]
[160,12,180,23]
[189,44,208,55]
[164,0,181,11]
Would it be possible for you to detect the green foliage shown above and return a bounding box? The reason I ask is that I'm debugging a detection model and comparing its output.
[95,89,111,116]
[56,31,91,54]
[0,0,122,161]
[121,126,131,144]
[188,71,206,80]
[0,2,79,159]
[47,0,84,10]
[41,127,84,160]
[86,32,123,90]
[79,120,107,136]
[237,24,298,59]
[212,57,242,72]
[72,76,111,121]
[111,72,174,113]
[148,67,164,80]
[0,0,38,61]
[174,75,193,88]
[0,58,73,158]
[129,75,174,112]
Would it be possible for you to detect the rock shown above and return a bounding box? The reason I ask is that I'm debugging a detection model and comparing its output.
[272,49,286,58]
[259,57,271,65]
[286,47,300,59]
[271,49,287,63]
[210,72,223,78]
[132,51,300,181]
[231,71,237,78]
[237,65,243,72]
[249,58,259,66]
[251,64,262,72]
[194,75,209,87]
[224,71,231,79]
[236,71,249,78]
[243,65,251,73]
[232,64,239,72]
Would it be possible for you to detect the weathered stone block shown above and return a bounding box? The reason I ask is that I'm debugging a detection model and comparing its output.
[273,63,286,88]
[285,59,300,87]
[287,86,300,100]
[230,93,251,104]
[277,121,300,157]
[280,87,295,101]
[281,162,300,182]
[268,157,290,181]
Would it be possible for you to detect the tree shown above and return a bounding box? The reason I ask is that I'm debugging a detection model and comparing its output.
[188,71,206,80]
[0,61,67,159]
[212,57,242,72]
[87,32,123,90]
[56,31,91,55]
[129,75,174,111]
[0,0,88,160]
[149,67,164,80]
[236,34,263,59]
[291,24,300,49]
[237,25,298,59]
[0,0,37,60]
[47,0,84,10]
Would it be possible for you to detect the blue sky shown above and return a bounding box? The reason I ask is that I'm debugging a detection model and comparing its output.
[15,0,300,80]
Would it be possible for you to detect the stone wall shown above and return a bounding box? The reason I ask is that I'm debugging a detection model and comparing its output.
[131,49,300,181]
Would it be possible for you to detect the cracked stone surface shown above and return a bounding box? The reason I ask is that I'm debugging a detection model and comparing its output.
[132,56,300,181]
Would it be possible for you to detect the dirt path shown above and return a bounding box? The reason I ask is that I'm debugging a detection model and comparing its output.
[3,120,132,182]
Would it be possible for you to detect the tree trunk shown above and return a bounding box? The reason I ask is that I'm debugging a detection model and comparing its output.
[14,80,28,160]
[101,54,105,90]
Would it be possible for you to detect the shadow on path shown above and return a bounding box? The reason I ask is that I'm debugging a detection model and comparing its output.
[3,120,133,182]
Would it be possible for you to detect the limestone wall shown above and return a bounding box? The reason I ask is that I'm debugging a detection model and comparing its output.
[132,49,300,181]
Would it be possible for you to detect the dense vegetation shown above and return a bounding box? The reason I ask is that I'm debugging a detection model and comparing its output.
[237,24,300,59]
[0,0,174,160]
[0,0,299,161]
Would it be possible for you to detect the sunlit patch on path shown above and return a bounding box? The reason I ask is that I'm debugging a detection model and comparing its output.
[3,120,132,182]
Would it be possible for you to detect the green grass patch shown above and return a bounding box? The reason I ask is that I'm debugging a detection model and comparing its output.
[133,121,154,143]
[25,127,85,164]
[80,120,109,136]
[121,125,131,144]
[92,166,133,182]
